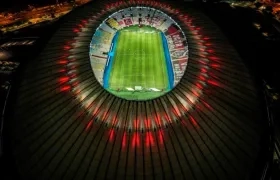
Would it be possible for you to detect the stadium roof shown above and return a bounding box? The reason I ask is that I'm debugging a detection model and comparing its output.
[7,0,268,179]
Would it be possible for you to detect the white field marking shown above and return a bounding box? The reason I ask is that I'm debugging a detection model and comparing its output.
[143,50,147,89]
[118,52,152,56]
[151,35,157,89]
[121,32,127,89]
[122,75,153,78]
[117,30,161,89]
[153,65,156,89]
[158,33,166,88]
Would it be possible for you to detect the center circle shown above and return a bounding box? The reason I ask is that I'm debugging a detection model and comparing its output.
[89,7,188,101]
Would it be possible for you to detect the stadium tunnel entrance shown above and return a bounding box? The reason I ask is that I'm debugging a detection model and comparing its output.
[89,6,189,101]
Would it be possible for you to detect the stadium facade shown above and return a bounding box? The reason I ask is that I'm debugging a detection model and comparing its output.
[6,0,268,179]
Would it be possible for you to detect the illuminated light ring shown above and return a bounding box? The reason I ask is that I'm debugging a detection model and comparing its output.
[59,4,210,131]
[63,1,225,130]
[12,1,265,179]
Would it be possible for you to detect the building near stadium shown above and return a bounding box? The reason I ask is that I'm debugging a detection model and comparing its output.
[4,0,269,180]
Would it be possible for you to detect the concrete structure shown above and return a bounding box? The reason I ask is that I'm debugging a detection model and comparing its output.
[6,0,268,179]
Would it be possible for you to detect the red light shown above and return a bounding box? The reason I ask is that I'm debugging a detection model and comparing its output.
[146,132,154,147]
[134,119,139,129]
[109,129,115,142]
[181,118,188,127]
[73,88,81,95]
[192,89,200,97]
[69,73,76,78]
[189,116,198,126]
[60,85,71,91]
[210,63,221,68]
[199,60,208,65]
[198,75,206,81]
[202,101,212,110]
[112,116,117,126]
[201,68,207,73]
[206,49,214,53]
[58,69,66,73]
[191,30,198,35]
[92,107,99,117]
[144,119,151,129]
[199,53,207,58]
[145,132,150,147]
[58,60,67,64]
[71,81,79,87]
[158,130,164,145]
[63,45,71,50]
[207,80,220,87]
[132,132,140,147]
[209,56,220,61]
[101,110,108,122]
[197,41,205,47]
[122,132,127,148]
[195,103,202,111]
[153,113,161,127]
[59,77,70,83]
[164,113,171,123]
[73,28,80,33]
[195,82,203,89]
[85,120,93,131]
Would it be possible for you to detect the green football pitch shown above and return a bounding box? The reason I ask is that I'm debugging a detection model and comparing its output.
[107,25,169,100]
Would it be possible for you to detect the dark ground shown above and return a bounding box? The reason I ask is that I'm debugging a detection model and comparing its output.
[0,18,62,179]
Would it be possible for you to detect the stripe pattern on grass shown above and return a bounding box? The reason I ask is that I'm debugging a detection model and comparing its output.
[109,26,168,91]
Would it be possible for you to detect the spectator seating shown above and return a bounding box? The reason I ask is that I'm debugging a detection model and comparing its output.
[89,6,188,86]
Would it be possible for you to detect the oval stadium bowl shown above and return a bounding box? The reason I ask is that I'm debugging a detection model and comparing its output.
[9,1,267,180]
[90,7,188,101]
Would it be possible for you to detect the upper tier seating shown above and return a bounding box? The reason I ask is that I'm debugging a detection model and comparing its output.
[89,6,189,86]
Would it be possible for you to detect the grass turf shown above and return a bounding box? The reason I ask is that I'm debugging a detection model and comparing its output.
[107,25,169,100]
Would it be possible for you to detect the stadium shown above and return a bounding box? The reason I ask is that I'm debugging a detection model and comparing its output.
[90,6,188,100]
[2,0,271,179]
